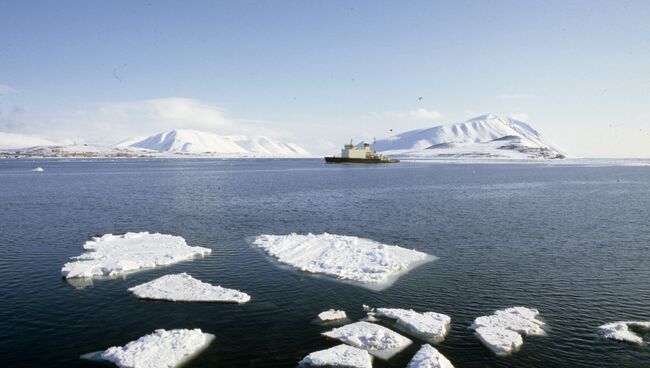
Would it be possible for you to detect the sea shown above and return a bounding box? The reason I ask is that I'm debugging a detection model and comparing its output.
[1,158,649,367]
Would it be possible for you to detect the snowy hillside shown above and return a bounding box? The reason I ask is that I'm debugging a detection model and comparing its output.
[4,144,152,158]
[119,129,310,157]
[376,115,566,159]
[0,132,57,150]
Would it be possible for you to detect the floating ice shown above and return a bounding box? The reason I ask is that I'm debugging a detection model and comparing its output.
[322,321,412,360]
[318,309,347,322]
[372,308,451,343]
[470,307,544,356]
[299,344,373,368]
[473,327,523,356]
[407,344,455,368]
[471,307,545,336]
[598,321,650,344]
[101,328,214,368]
[252,233,433,290]
[32,166,44,172]
[61,232,211,279]
[128,273,250,303]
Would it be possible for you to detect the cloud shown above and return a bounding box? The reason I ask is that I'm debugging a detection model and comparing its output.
[372,108,443,121]
[0,84,17,95]
[498,93,534,99]
[7,97,302,145]
[507,113,530,121]
[407,108,443,120]
[91,97,234,135]
[28,97,253,144]
[0,104,27,132]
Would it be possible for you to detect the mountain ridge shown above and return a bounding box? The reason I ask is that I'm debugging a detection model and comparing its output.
[118,129,310,157]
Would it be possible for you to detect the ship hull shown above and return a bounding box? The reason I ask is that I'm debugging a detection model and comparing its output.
[324,157,399,164]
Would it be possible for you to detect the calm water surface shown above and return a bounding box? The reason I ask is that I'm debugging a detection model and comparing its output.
[1,159,649,367]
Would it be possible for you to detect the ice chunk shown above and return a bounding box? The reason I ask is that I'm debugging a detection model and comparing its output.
[407,344,454,368]
[598,321,650,344]
[473,327,523,356]
[61,232,211,279]
[101,328,214,368]
[318,309,347,322]
[299,344,372,368]
[322,321,412,359]
[253,233,433,290]
[128,273,250,303]
[373,308,451,343]
[470,307,544,355]
[471,307,545,336]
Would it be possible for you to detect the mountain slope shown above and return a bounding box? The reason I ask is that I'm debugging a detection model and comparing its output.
[119,129,310,157]
[375,115,566,159]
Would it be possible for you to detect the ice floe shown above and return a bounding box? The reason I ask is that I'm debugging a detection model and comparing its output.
[128,273,250,303]
[472,326,523,356]
[469,307,544,356]
[322,321,412,359]
[101,328,214,368]
[318,309,348,322]
[61,232,211,279]
[598,321,650,344]
[299,344,373,368]
[371,308,451,343]
[407,344,454,368]
[252,233,433,290]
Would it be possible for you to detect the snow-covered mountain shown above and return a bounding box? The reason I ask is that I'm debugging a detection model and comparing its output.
[118,129,310,157]
[376,115,566,159]
[0,132,57,150]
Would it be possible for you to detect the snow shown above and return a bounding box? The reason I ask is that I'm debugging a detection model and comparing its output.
[252,233,433,290]
[128,273,250,303]
[469,307,545,356]
[61,232,211,279]
[119,129,310,157]
[101,328,214,368]
[372,308,451,343]
[473,327,524,356]
[318,309,347,321]
[322,321,412,359]
[374,115,565,160]
[471,307,545,336]
[4,128,310,158]
[598,321,650,344]
[0,131,57,150]
[8,144,153,158]
[407,344,455,368]
[299,344,373,368]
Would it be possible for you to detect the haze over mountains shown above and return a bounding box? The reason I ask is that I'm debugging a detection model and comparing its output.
[374,115,566,159]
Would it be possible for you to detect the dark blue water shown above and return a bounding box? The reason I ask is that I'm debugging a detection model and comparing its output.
[1,159,649,367]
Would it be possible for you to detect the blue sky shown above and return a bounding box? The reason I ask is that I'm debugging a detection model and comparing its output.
[1,0,649,156]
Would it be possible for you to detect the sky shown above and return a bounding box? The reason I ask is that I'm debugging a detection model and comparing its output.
[1,0,649,157]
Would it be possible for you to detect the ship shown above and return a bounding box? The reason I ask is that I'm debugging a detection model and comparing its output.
[324,140,399,163]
